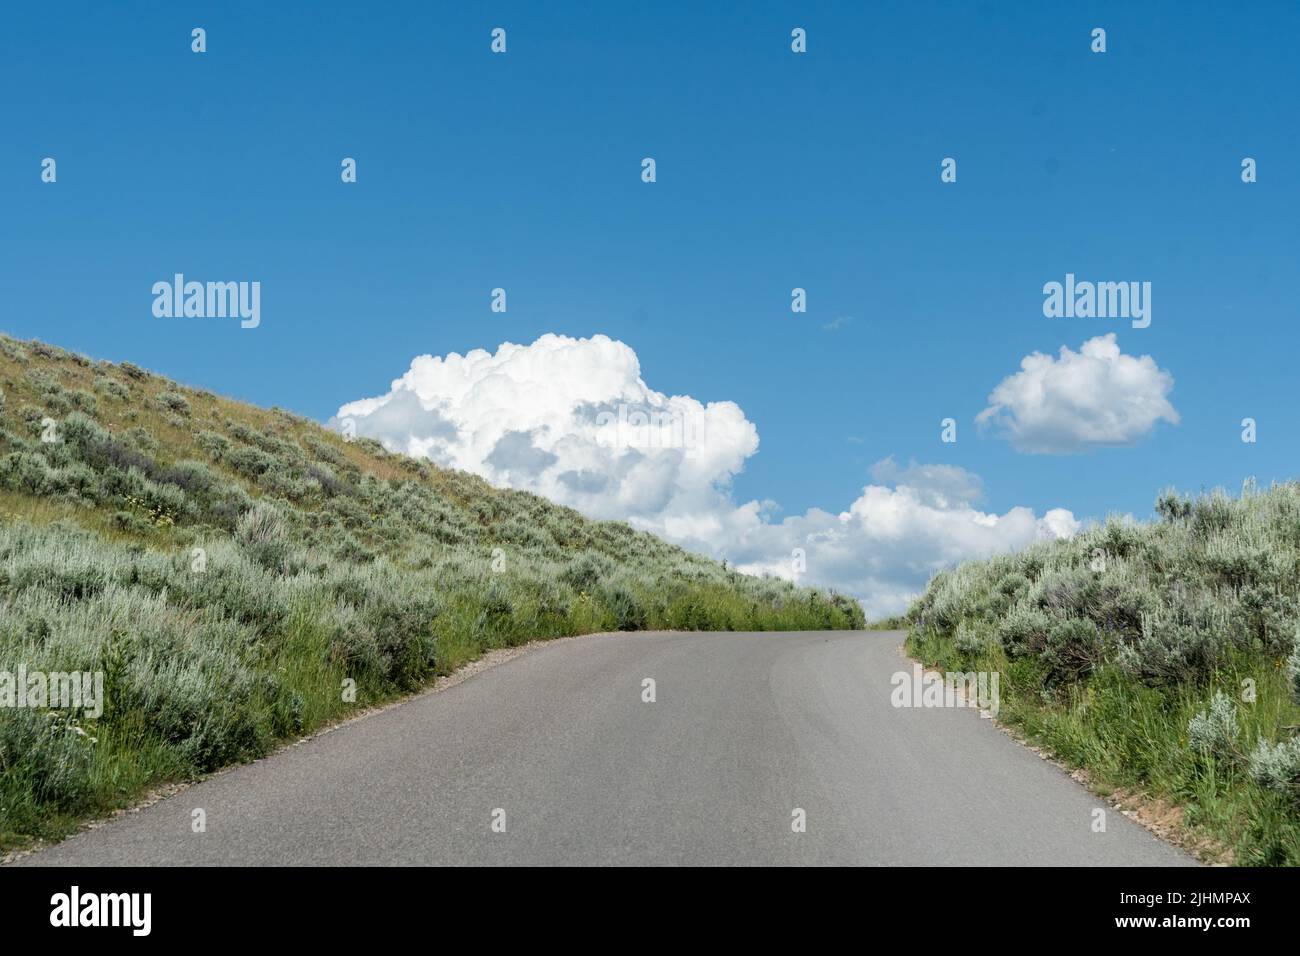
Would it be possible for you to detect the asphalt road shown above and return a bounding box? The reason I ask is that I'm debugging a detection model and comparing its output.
[16,630,1193,866]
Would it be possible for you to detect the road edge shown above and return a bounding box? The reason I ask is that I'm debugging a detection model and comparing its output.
[1,627,668,865]
[894,631,1219,865]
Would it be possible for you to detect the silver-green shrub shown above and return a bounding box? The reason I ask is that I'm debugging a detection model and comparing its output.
[1188,691,1240,757]
[1249,737,1300,798]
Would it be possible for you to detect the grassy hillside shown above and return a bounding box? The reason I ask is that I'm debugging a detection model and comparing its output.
[906,482,1300,864]
[0,335,862,849]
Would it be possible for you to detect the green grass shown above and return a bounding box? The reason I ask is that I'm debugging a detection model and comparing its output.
[0,334,864,850]
[905,484,1300,865]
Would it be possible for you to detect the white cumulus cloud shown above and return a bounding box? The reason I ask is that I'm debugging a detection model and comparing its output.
[334,334,1078,617]
[333,334,755,529]
[976,334,1178,454]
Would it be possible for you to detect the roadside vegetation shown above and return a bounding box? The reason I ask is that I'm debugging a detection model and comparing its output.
[866,614,908,631]
[906,482,1300,864]
[0,335,862,849]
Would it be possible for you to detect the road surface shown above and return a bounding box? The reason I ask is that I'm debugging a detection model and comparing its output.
[15,630,1193,866]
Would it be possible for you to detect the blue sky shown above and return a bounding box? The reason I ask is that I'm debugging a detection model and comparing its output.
[4,1,1298,609]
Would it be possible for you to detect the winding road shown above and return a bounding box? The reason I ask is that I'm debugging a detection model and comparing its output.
[16,630,1193,866]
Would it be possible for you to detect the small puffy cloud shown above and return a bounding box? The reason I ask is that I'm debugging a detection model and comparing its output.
[976,334,1178,453]
[335,334,1078,617]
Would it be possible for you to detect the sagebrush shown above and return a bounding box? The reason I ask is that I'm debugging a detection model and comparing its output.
[907,481,1300,864]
